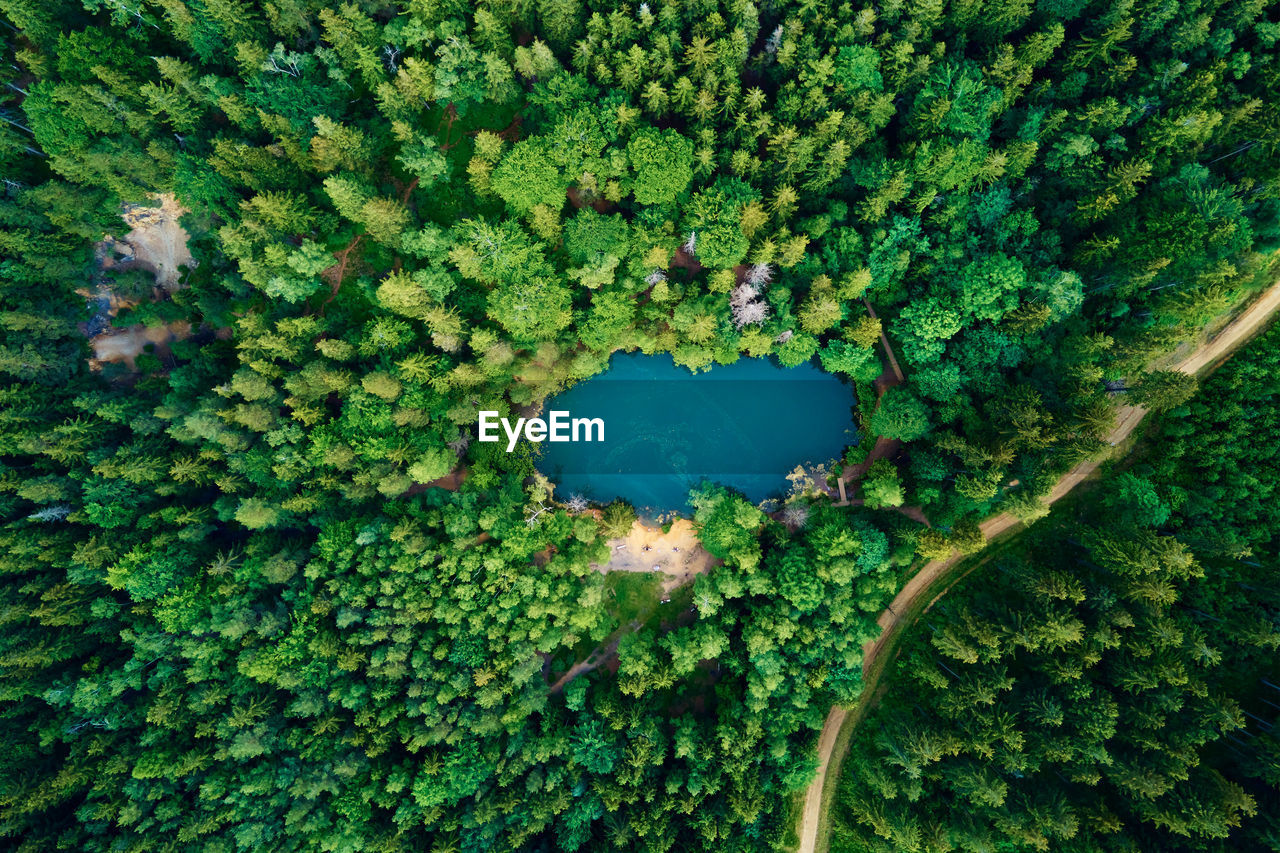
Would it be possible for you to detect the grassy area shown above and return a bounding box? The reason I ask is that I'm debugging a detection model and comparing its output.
[603,571,663,629]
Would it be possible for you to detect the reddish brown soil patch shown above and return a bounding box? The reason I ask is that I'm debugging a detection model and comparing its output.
[670,246,702,274]
[402,468,468,496]
[566,186,616,213]
[320,234,363,304]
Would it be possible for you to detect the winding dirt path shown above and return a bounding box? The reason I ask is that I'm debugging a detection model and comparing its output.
[547,630,629,695]
[794,276,1280,853]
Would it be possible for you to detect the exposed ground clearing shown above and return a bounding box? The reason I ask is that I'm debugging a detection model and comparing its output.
[547,630,630,695]
[118,194,193,289]
[90,321,192,371]
[593,519,721,596]
[87,194,196,369]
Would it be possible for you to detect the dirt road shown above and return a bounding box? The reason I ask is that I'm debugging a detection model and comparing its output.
[794,277,1280,853]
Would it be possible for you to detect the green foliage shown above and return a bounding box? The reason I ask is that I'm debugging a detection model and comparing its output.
[600,499,636,537]
[868,389,931,441]
[861,459,903,509]
[1131,369,1199,413]
[685,179,758,268]
[691,484,764,570]
[488,274,574,341]
[1138,320,1280,559]
[627,128,693,205]
[491,138,567,213]
[0,0,1278,849]
[834,341,1280,850]
[820,339,878,382]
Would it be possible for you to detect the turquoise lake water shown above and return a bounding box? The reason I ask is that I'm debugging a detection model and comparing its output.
[535,352,858,512]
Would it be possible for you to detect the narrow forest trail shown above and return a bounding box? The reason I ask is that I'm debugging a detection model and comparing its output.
[793,276,1280,853]
[547,630,630,695]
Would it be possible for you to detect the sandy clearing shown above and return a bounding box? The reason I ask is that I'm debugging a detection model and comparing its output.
[794,275,1280,853]
[85,194,197,371]
[90,321,191,370]
[592,518,721,596]
[115,193,194,290]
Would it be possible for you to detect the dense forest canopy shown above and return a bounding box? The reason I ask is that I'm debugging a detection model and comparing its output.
[833,321,1280,853]
[0,0,1277,850]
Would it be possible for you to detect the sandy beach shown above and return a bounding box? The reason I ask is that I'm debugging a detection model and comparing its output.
[592,518,721,595]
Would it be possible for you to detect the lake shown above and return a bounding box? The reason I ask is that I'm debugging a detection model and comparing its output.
[535,352,858,512]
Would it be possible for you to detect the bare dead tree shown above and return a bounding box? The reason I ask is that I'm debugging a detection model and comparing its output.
[383,45,402,74]
[732,298,771,329]
[745,263,773,288]
[764,25,784,56]
[729,282,758,309]
[525,503,552,527]
[781,503,810,529]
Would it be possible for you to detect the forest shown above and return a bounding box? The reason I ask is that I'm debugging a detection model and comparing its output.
[0,0,1277,850]
[832,320,1280,852]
